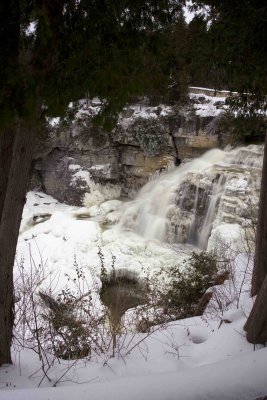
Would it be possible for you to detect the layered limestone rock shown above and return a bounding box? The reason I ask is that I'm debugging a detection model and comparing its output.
[170,146,262,249]
[31,91,228,206]
[118,145,263,251]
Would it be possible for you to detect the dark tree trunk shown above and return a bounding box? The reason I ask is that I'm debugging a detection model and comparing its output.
[245,274,267,344]
[251,133,267,296]
[0,130,15,223]
[0,123,35,365]
[245,134,267,343]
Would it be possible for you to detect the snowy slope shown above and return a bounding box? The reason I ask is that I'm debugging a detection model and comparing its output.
[1,314,266,399]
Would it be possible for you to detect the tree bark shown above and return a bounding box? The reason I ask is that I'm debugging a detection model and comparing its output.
[245,274,267,344]
[0,123,35,365]
[244,134,267,343]
[0,130,15,223]
[251,133,267,296]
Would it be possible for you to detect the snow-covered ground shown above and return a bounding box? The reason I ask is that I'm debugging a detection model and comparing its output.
[0,182,265,399]
[2,314,267,400]
[189,91,227,117]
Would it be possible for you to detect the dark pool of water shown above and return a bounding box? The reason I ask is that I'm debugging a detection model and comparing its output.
[100,277,147,328]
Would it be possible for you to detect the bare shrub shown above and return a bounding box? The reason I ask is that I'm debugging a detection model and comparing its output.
[13,246,171,384]
[203,238,253,321]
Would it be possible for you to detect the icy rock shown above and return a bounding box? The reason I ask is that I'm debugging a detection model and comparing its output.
[207,223,243,254]
[100,200,122,215]
[84,190,105,208]
[105,211,122,225]
[88,205,101,217]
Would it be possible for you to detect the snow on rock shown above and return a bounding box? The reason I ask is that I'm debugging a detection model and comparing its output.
[70,168,91,188]
[20,191,73,234]
[118,103,173,127]
[189,90,227,117]
[74,200,122,220]
[84,190,105,207]
[105,210,122,225]
[89,164,112,175]
[207,223,243,254]
[17,195,104,289]
[100,199,122,215]
[88,205,102,217]
[83,184,122,208]
[47,116,60,126]
[194,103,224,117]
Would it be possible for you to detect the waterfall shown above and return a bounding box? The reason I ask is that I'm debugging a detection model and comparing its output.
[118,145,263,249]
[186,183,200,244]
[196,175,226,249]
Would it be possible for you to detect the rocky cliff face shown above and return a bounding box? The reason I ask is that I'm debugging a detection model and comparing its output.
[171,147,261,250]
[117,145,262,252]
[31,91,228,206]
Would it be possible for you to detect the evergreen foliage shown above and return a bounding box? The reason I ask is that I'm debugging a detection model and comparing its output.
[189,0,267,97]
[219,112,266,144]
[0,0,187,129]
[162,251,217,319]
[130,117,169,156]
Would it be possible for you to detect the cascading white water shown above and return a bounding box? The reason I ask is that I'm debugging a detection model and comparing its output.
[118,148,225,241]
[118,145,263,249]
[197,174,226,249]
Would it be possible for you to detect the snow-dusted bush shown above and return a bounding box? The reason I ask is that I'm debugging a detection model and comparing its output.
[130,117,168,156]
[14,254,107,363]
[161,251,219,319]
[14,248,169,373]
